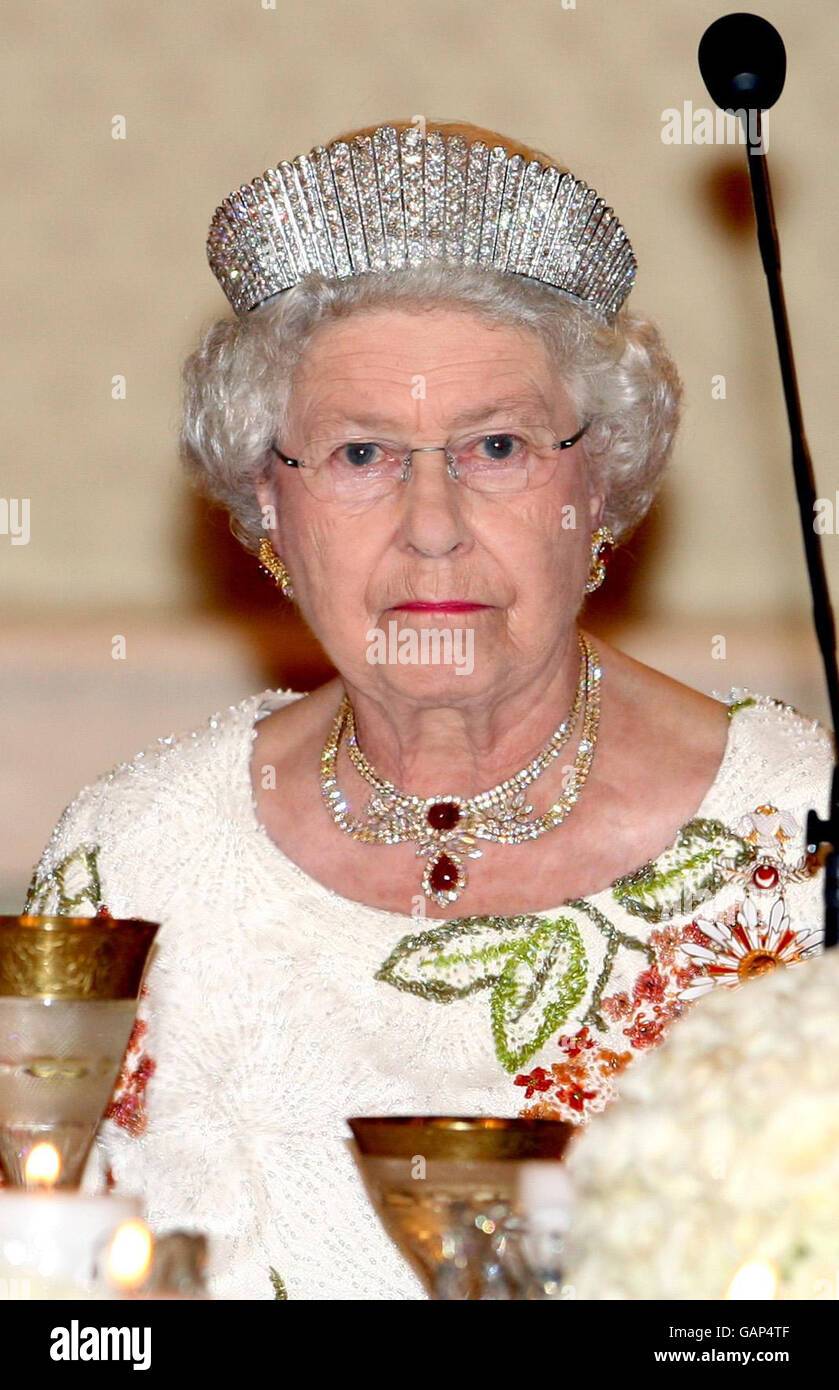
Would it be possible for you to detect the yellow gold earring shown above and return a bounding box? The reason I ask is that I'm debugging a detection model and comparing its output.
[585,526,615,594]
[258,537,294,600]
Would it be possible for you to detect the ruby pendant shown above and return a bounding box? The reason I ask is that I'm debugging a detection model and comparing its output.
[422,850,466,904]
[430,853,459,892]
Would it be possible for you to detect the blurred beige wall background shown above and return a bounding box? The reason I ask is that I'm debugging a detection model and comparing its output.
[1,0,837,904]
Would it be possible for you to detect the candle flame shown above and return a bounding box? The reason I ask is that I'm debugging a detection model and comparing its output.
[23,1142,61,1186]
[726,1259,778,1300]
[105,1219,153,1290]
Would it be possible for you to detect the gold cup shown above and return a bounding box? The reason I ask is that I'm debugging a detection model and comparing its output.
[349,1115,572,1161]
[348,1115,572,1295]
[0,915,158,1187]
[0,914,157,1000]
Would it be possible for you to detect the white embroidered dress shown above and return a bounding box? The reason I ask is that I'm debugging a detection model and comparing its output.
[22,686,833,1300]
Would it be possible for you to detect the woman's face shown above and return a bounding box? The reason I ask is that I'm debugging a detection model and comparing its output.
[257,306,603,704]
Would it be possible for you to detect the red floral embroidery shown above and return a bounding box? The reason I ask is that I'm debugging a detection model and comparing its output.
[623,1009,674,1050]
[512,801,823,1128]
[524,1070,603,1122]
[647,925,682,966]
[599,1048,633,1075]
[516,930,697,1123]
[516,1025,636,1123]
[632,967,668,1005]
[557,1024,596,1058]
[613,946,689,1054]
[104,1015,156,1137]
[601,992,632,1022]
[514,1066,553,1100]
[556,1084,598,1114]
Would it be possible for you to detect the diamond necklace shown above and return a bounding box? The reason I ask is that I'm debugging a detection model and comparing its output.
[319,631,602,906]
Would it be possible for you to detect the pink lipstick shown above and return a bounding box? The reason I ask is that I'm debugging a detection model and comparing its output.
[391,601,490,613]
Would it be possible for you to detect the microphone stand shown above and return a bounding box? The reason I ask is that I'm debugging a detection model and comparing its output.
[739,108,839,947]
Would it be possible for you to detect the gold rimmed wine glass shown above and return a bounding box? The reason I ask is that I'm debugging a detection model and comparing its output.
[348,1115,573,1299]
[0,914,157,1188]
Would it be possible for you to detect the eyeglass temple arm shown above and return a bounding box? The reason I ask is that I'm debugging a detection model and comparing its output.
[552,420,592,451]
[270,445,301,469]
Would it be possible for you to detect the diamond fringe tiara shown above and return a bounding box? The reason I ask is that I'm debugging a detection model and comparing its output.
[207,124,637,319]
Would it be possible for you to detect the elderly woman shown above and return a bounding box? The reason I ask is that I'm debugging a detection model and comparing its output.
[25,120,832,1300]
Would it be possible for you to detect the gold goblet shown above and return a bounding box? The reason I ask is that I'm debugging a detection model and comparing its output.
[348,1115,573,1298]
[0,914,157,1188]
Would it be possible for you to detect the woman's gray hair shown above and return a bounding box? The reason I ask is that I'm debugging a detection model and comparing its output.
[180,263,682,553]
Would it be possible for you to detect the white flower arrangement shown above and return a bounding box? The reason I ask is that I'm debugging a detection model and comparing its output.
[562,948,839,1300]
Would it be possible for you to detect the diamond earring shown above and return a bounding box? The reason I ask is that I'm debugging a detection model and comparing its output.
[585,526,615,594]
[258,537,294,600]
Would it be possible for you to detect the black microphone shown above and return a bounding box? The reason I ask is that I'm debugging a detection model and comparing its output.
[698,15,839,949]
[698,12,786,111]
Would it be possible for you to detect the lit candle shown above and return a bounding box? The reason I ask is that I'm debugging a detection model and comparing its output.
[105,1219,154,1291]
[24,1142,62,1186]
[0,1142,149,1297]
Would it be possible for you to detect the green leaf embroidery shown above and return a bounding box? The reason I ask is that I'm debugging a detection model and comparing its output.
[611,817,752,924]
[24,843,105,916]
[377,915,538,1001]
[490,919,587,1072]
[376,914,589,1072]
[269,1266,288,1300]
[567,899,653,1031]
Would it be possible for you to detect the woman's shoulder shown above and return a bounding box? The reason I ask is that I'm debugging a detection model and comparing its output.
[710,685,834,821]
[78,685,306,803]
[23,687,307,914]
[722,686,833,758]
